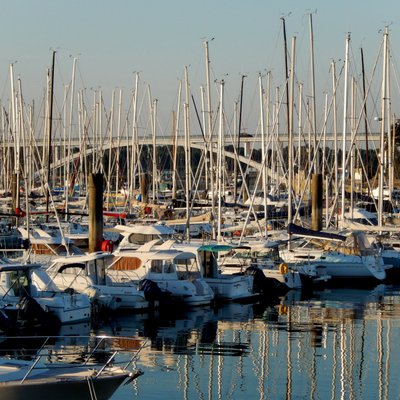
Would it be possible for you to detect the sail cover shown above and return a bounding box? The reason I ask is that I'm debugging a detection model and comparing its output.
[287,223,346,242]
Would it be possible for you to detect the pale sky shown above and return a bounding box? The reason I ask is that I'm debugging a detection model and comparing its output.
[1,0,399,134]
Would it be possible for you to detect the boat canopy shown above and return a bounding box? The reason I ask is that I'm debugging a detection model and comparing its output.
[51,251,112,264]
[0,263,42,273]
[138,250,196,261]
[197,244,234,252]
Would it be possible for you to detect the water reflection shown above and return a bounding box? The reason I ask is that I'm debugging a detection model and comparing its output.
[96,284,400,399]
[101,303,255,359]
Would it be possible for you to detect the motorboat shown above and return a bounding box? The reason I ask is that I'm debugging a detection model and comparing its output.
[110,242,215,307]
[46,251,154,311]
[114,223,178,250]
[114,226,257,302]
[0,262,91,328]
[196,244,258,301]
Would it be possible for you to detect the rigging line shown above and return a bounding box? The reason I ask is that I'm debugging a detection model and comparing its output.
[191,94,206,142]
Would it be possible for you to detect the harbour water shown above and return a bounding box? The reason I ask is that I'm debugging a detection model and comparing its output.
[91,283,400,400]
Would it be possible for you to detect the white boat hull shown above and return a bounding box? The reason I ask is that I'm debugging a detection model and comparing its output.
[0,366,130,400]
[205,275,256,301]
[304,253,386,281]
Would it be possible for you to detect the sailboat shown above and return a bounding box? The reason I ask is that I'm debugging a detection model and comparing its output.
[0,335,143,400]
[284,228,387,282]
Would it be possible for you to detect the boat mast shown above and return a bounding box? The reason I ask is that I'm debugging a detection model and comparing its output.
[234,74,246,205]
[172,81,182,202]
[106,89,115,210]
[350,77,356,220]
[266,71,271,197]
[331,60,338,226]
[9,63,19,215]
[341,34,350,222]
[204,40,216,239]
[46,50,56,221]
[151,95,158,204]
[386,33,393,204]
[217,80,225,242]
[116,89,123,197]
[259,73,267,238]
[281,17,290,156]
[130,72,139,195]
[65,57,77,219]
[184,66,191,241]
[288,36,296,235]
[378,27,389,227]
[360,48,370,190]
[309,12,318,172]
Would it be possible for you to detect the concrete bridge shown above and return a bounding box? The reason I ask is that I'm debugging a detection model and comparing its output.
[4,131,381,185]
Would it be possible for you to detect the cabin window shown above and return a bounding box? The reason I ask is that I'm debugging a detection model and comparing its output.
[129,233,158,245]
[57,263,86,275]
[163,262,173,274]
[150,260,163,273]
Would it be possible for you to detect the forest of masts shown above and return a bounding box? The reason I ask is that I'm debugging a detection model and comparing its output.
[0,17,400,231]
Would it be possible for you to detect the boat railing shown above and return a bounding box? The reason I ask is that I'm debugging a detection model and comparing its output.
[21,336,51,383]
[1,335,147,380]
[106,268,142,283]
[21,354,42,383]
[95,350,119,377]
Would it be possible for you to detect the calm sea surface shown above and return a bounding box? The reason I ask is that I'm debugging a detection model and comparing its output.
[92,283,400,399]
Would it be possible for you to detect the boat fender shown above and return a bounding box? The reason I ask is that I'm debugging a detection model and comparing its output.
[279,263,288,274]
[278,305,288,315]
[15,207,26,218]
[101,239,114,253]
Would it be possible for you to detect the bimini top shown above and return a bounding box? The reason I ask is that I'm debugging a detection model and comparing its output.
[197,244,234,252]
[136,249,196,261]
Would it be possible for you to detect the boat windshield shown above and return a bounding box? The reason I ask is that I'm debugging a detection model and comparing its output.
[10,270,30,296]
[175,258,201,280]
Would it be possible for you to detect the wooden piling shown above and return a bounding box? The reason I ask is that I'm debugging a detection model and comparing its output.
[88,173,104,253]
[140,173,149,203]
[311,173,322,231]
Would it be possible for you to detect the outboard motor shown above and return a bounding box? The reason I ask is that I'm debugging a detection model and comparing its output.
[245,266,280,297]
[139,279,177,309]
[139,279,164,302]
[17,294,60,327]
